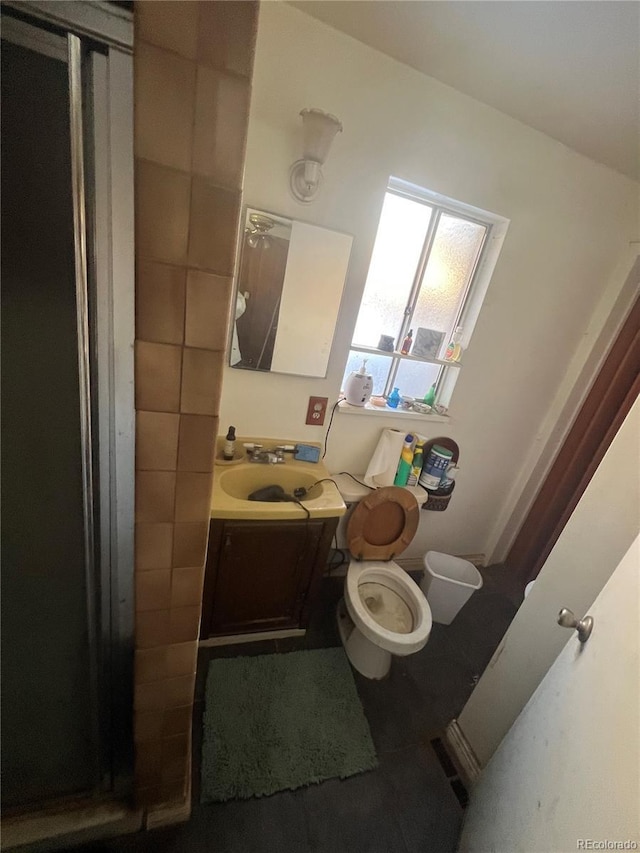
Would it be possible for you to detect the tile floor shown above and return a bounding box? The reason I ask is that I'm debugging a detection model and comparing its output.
[75,567,518,853]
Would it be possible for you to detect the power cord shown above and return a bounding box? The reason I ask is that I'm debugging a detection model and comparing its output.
[322,396,344,459]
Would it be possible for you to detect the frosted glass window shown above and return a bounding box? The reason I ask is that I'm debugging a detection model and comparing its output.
[411,214,486,352]
[352,193,432,347]
[343,180,496,407]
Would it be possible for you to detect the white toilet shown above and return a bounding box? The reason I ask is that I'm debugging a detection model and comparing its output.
[334,483,432,680]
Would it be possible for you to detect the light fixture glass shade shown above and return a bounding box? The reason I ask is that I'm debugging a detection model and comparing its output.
[300,108,342,164]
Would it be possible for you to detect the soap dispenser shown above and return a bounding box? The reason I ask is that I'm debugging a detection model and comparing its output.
[344,358,373,407]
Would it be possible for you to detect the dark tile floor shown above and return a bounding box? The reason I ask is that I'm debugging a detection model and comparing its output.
[76,567,518,853]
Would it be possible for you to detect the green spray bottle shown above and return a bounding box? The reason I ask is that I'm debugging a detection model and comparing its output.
[394,434,414,486]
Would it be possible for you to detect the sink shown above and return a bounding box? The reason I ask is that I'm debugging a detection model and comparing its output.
[211,439,346,521]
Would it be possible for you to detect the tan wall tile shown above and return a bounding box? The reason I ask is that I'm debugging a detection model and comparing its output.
[136,569,172,612]
[177,415,217,472]
[192,66,250,187]
[197,1,257,77]
[160,776,187,803]
[187,179,240,274]
[136,411,180,471]
[169,606,201,643]
[135,784,162,808]
[134,680,166,713]
[165,673,196,708]
[172,522,209,567]
[136,610,171,649]
[135,341,182,413]
[136,160,191,265]
[162,705,192,737]
[136,1,198,59]
[166,641,198,678]
[135,647,168,684]
[135,42,196,172]
[180,348,223,415]
[171,567,204,608]
[135,710,165,743]
[136,471,176,523]
[184,270,232,351]
[136,740,163,787]
[136,523,174,571]
[136,261,186,345]
[174,472,212,522]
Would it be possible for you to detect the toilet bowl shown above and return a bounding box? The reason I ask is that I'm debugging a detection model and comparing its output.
[334,484,432,679]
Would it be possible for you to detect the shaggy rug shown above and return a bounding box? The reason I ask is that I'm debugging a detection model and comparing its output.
[201,647,378,802]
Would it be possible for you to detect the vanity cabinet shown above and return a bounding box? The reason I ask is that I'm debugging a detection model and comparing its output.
[200,517,338,638]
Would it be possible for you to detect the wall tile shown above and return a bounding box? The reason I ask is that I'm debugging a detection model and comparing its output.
[197,1,257,77]
[136,523,174,571]
[135,647,167,684]
[166,641,198,678]
[169,607,201,644]
[136,471,176,523]
[172,521,209,567]
[136,411,180,471]
[180,348,223,415]
[174,472,212,523]
[192,66,250,187]
[135,42,196,172]
[136,569,172,612]
[162,705,192,737]
[135,784,162,808]
[185,270,232,351]
[134,680,167,713]
[171,567,204,608]
[161,777,187,803]
[135,342,182,413]
[136,261,186,345]
[136,740,164,787]
[187,179,240,274]
[135,160,191,266]
[165,673,196,708]
[135,710,165,743]
[177,414,217,472]
[136,1,199,59]
[136,609,171,649]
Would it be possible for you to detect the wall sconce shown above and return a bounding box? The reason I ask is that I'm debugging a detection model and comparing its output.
[289,108,342,204]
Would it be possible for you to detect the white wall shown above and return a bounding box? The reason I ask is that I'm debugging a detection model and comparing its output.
[459,534,640,852]
[219,3,639,562]
[458,396,640,766]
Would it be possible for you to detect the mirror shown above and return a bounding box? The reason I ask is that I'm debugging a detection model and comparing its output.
[230,207,353,378]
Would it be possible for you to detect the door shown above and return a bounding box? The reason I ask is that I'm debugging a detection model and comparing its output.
[205,520,324,636]
[1,6,134,811]
[459,535,639,850]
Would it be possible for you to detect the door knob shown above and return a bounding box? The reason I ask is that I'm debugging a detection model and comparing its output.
[557,608,594,643]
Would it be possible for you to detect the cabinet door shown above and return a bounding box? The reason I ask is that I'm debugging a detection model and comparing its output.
[207,520,323,636]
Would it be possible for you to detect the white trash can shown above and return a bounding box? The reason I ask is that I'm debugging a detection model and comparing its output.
[421,551,483,624]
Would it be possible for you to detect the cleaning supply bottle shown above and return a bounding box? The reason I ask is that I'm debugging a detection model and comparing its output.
[223,425,236,460]
[343,358,373,407]
[400,329,413,354]
[423,383,436,407]
[407,439,425,486]
[394,434,414,486]
[445,326,464,362]
[387,387,401,408]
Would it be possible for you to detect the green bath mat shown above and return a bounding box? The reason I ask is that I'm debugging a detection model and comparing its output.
[201,647,378,803]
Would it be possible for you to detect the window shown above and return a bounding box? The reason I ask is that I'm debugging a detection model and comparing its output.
[342,178,507,408]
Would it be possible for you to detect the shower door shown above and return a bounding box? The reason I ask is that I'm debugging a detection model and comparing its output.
[1,4,134,811]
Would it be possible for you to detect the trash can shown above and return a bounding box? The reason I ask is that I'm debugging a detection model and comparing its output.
[421,551,483,624]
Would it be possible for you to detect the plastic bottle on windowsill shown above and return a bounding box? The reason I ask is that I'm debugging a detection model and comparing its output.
[423,384,436,407]
[445,326,464,362]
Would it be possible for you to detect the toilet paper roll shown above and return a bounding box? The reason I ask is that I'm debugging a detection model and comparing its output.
[363,428,406,488]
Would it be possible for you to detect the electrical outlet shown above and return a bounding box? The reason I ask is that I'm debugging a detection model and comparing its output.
[305,396,328,426]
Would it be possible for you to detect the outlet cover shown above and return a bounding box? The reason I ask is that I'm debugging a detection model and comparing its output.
[306,396,328,426]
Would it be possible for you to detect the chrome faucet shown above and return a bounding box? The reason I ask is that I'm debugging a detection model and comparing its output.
[245,444,285,464]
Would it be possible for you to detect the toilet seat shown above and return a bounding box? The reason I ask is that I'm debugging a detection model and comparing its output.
[345,560,432,655]
[347,486,419,561]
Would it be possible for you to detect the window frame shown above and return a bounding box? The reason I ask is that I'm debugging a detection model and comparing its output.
[347,177,509,407]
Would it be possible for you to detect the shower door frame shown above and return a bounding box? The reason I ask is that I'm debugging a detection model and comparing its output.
[2,1,135,803]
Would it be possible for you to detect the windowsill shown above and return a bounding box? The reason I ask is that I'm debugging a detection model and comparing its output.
[337,400,451,422]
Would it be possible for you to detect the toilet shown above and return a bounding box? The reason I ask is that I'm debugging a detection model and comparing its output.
[334,481,432,680]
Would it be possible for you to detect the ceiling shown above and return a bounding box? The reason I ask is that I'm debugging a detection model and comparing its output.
[289,1,640,180]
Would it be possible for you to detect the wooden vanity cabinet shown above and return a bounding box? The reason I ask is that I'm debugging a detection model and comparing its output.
[200,517,339,639]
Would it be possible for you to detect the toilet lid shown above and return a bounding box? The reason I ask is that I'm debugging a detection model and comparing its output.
[347,486,419,561]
